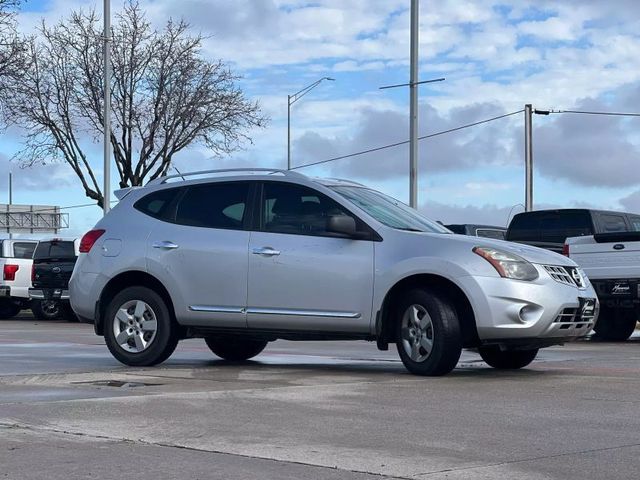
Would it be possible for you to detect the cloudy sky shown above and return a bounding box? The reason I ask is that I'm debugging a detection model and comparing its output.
[4,0,640,236]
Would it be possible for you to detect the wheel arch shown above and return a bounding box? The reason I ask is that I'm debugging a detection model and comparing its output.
[376,273,479,348]
[95,270,176,335]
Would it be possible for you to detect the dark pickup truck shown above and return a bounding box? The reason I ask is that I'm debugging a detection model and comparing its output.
[29,239,78,320]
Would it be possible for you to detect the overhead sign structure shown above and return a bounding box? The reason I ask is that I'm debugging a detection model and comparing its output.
[0,204,69,234]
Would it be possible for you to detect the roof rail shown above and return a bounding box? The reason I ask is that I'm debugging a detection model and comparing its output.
[147,168,306,186]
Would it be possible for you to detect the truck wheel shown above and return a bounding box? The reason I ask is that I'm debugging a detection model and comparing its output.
[31,300,61,320]
[104,286,178,366]
[205,337,268,361]
[395,288,462,376]
[593,307,637,341]
[478,346,538,369]
[0,299,20,319]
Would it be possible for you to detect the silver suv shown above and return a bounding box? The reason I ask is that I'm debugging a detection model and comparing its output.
[70,169,599,376]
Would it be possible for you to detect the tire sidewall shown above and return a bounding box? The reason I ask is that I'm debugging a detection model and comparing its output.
[395,288,462,376]
[104,286,176,366]
[32,299,61,320]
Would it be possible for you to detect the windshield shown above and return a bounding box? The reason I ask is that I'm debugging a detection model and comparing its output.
[331,186,451,234]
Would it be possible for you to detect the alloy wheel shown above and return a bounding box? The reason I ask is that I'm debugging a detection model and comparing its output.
[112,300,158,353]
[400,304,434,363]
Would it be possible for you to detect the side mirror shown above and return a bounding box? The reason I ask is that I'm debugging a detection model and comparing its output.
[327,215,357,237]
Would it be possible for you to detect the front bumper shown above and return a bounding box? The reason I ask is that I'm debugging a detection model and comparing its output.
[458,267,599,346]
[29,288,70,300]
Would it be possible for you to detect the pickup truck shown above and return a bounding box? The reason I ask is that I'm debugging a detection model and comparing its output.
[29,238,79,320]
[0,239,38,318]
[565,232,640,340]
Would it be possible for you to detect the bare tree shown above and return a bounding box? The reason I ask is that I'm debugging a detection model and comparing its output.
[0,0,26,106]
[5,2,266,207]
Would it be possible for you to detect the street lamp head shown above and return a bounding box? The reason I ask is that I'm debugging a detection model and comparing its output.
[325,77,335,81]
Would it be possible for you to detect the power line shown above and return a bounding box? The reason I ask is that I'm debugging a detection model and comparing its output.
[538,109,640,117]
[291,109,524,171]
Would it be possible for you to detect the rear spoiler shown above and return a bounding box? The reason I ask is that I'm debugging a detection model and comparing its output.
[114,187,139,201]
[593,232,640,243]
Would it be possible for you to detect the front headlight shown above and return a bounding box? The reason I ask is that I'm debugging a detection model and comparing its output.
[473,246,539,281]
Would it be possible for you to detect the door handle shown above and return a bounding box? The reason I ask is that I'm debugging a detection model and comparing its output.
[152,241,179,250]
[252,247,281,256]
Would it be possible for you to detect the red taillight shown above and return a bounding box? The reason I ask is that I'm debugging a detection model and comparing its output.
[562,244,570,256]
[79,229,106,253]
[3,264,19,281]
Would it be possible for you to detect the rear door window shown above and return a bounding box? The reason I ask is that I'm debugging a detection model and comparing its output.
[596,213,628,233]
[627,215,640,232]
[12,242,37,259]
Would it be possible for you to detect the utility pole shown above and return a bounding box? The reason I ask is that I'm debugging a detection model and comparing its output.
[287,95,291,170]
[409,0,419,209]
[524,104,533,212]
[8,172,12,240]
[103,0,111,215]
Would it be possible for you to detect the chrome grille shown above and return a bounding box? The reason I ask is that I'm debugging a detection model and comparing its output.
[543,265,585,289]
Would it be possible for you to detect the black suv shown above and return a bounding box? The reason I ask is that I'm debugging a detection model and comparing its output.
[506,209,640,253]
[29,239,78,320]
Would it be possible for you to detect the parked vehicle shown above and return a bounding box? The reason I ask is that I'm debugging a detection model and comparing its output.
[70,169,598,376]
[30,238,79,320]
[506,209,640,253]
[445,224,506,240]
[0,239,38,318]
[566,232,640,341]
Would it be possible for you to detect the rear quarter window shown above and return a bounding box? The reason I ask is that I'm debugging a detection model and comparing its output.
[134,187,181,221]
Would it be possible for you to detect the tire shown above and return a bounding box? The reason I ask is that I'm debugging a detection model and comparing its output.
[31,299,61,320]
[394,287,462,376]
[0,299,20,319]
[61,302,80,322]
[478,346,538,370]
[103,286,178,366]
[593,307,637,341]
[205,336,268,361]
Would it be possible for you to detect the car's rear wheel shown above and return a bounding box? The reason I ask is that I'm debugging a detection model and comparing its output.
[478,346,538,369]
[395,288,462,376]
[0,299,20,319]
[104,286,178,366]
[31,299,61,320]
[593,307,637,341]
[205,336,268,361]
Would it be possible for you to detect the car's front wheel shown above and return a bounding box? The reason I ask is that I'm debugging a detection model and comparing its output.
[478,346,538,369]
[205,336,268,361]
[593,307,637,341]
[395,288,462,376]
[0,299,20,319]
[104,286,178,366]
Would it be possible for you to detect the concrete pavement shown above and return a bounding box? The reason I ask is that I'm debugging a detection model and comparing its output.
[1,318,640,479]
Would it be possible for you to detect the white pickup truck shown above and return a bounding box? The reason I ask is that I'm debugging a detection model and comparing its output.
[565,232,640,340]
[0,239,39,318]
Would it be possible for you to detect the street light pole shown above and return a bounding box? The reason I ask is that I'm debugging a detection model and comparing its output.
[524,104,533,212]
[103,0,111,215]
[409,0,419,209]
[287,77,334,170]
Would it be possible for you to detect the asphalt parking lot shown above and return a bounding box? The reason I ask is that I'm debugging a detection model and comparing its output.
[1,315,640,480]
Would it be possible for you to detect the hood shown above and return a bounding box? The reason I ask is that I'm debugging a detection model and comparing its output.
[444,233,576,266]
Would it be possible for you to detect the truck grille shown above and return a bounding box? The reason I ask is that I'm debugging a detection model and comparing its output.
[543,265,585,289]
